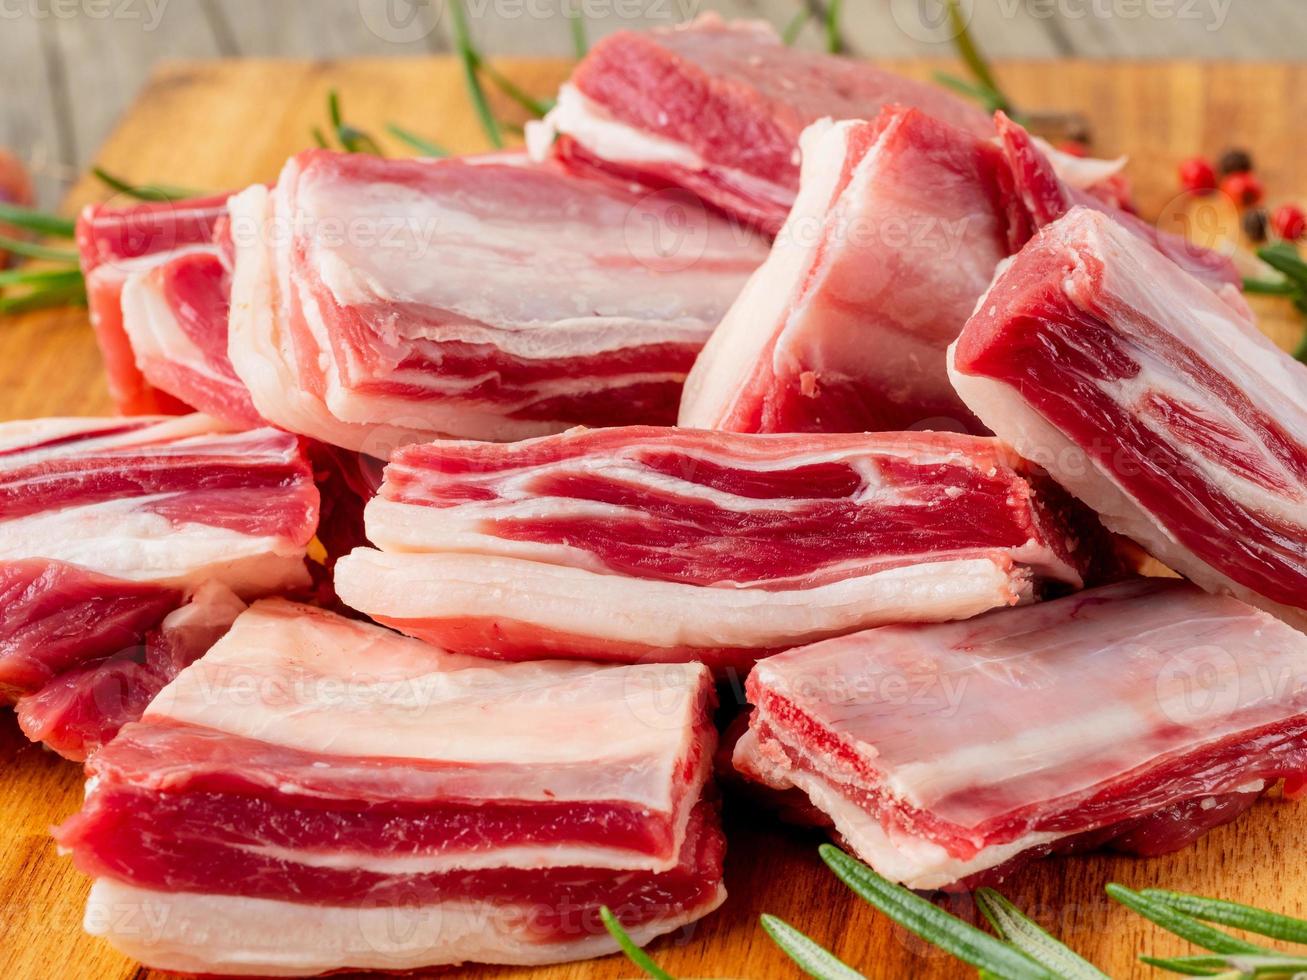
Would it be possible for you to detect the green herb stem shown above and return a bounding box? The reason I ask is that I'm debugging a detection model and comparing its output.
[0,202,76,239]
[974,888,1110,980]
[598,906,677,980]
[1107,885,1267,955]
[449,0,503,149]
[93,167,198,202]
[1141,889,1307,946]
[0,235,79,263]
[385,123,448,157]
[819,846,1056,980]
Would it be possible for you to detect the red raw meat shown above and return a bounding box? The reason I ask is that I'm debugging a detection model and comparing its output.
[226,149,767,455]
[15,582,244,760]
[534,14,1129,235]
[77,195,231,417]
[950,206,1306,628]
[735,578,1307,889]
[679,109,1244,436]
[333,426,1117,673]
[56,600,725,975]
[0,414,318,753]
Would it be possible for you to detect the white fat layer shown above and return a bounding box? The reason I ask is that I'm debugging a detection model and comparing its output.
[734,728,1063,889]
[0,495,308,595]
[0,414,230,458]
[532,85,705,169]
[679,118,851,427]
[84,878,726,977]
[334,549,1023,649]
[146,600,711,809]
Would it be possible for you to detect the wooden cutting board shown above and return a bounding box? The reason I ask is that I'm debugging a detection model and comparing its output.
[1,57,1304,980]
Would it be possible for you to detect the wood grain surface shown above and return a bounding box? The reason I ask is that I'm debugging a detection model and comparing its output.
[0,57,1304,980]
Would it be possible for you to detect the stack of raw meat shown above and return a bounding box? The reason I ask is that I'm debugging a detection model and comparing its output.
[30,12,1307,978]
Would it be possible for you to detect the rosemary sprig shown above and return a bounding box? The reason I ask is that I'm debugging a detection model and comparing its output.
[92,166,198,202]
[819,845,1057,979]
[1141,953,1307,977]
[449,0,503,149]
[0,266,84,289]
[935,0,1019,118]
[1141,890,1307,946]
[975,888,1111,979]
[598,906,676,980]
[1107,885,1269,955]
[1246,243,1307,362]
[385,123,448,157]
[0,234,78,263]
[568,4,588,57]
[760,914,865,980]
[0,201,76,238]
[825,0,843,53]
[782,8,810,45]
[321,91,385,155]
[476,59,554,119]
[0,278,86,315]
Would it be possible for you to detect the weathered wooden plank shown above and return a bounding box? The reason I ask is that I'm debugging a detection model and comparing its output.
[200,0,447,56]
[38,5,223,172]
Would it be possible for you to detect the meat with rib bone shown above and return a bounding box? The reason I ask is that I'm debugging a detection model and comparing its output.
[333,426,1116,673]
[735,578,1307,890]
[678,109,1244,436]
[55,600,724,976]
[949,206,1307,629]
[77,195,248,419]
[0,415,318,755]
[532,14,1129,235]
[225,150,767,455]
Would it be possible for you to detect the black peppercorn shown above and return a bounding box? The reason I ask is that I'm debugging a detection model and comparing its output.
[1242,207,1269,243]
[1218,147,1254,176]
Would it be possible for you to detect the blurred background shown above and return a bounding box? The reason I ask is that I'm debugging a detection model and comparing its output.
[2,0,1304,206]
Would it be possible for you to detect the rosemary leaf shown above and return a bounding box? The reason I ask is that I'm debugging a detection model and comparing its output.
[311,127,331,149]
[0,235,79,263]
[0,202,76,238]
[0,279,87,315]
[818,845,1055,980]
[385,123,448,157]
[782,8,810,45]
[92,167,197,202]
[1144,953,1307,977]
[759,914,865,980]
[0,266,84,288]
[974,889,1110,980]
[933,70,1007,114]
[945,0,1010,112]
[1242,276,1297,296]
[568,5,588,57]
[825,0,843,53]
[1107,885,1266,955]
[478,60,553,119]
[598,906,677,980]
[1141,889,1307,946]
[449,0,503,149]
[1257,243,1307,292]
[1137,954,1229,976]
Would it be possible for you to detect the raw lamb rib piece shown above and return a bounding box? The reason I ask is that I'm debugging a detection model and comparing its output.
[735,578,1307,890]
[333,426,1115,673]
[532,14,1127,235]
[0,415,318,754]
[678,109,1245,436]
[226,150,767,454]
[949,206,1307,628]
[56,600,724,976]
[678,110,1015,434]
[15,582,245,759]
[77,195,258,421]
